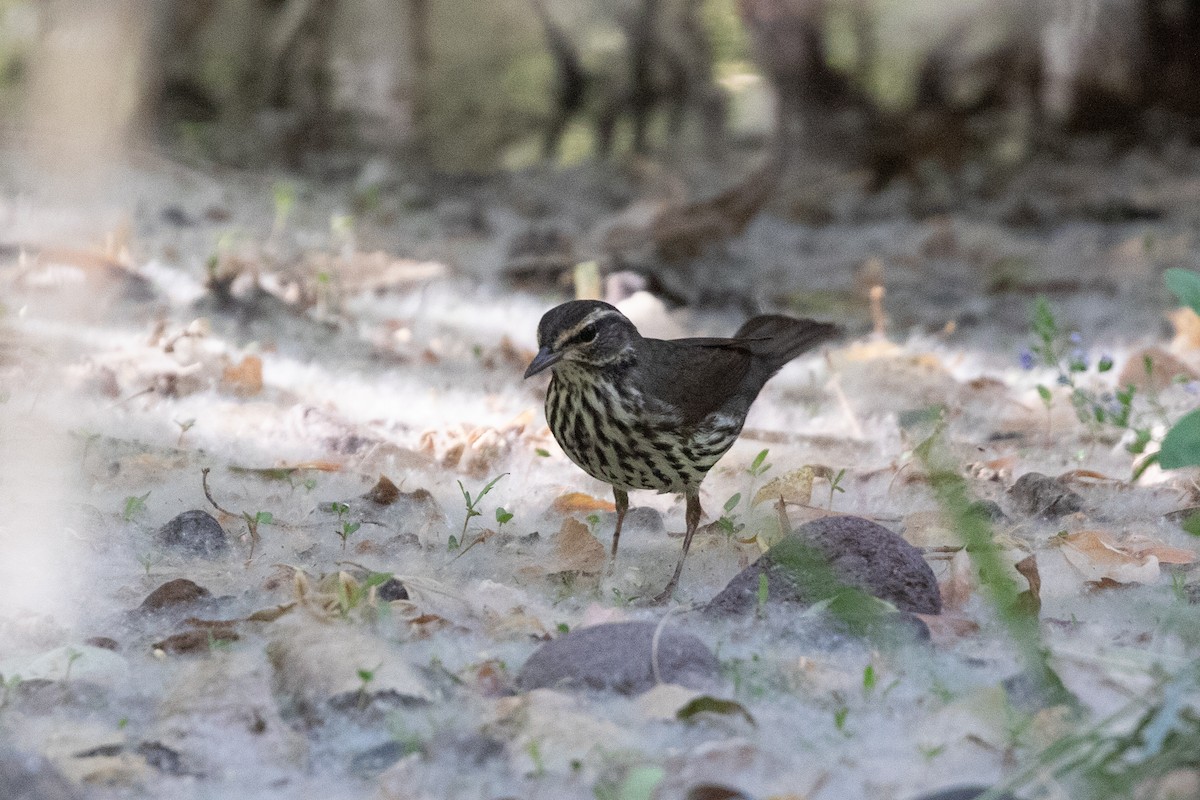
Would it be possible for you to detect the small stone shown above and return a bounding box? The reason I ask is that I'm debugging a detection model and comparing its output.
[377,578,408,601]
[599,506,665,537]
[138,579,212,612]
[1007,473,1083,518]
[154,510,228,557]
[706,516,942,616]
[517,621,720,695]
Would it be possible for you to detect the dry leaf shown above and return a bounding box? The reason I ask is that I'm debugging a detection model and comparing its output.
[364,475,400,505]
[752,467,815,508]
[1059,530,1163,585]
[1124,535,1197,565]
[552,492,616,514]
[1170,307,1200,351]
[551,517,607,574]
[1117,347,1199,391]
[221,355,263,397]
[940,549,974,611]
[1013,555,1041,616]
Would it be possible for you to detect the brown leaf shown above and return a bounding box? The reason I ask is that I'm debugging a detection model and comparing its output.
[1117,346,1199,391]
[1059,530,1162,584]
[751,467,814,508]
[221,355,263,397]
[552,492,616,514]
[152,626,238,654]
[1013,555,1041,616]
[1126,537,1197,564]
[244,603,296,623]
[1170,307,1200,351]
[364,475,400,505]
[551,517,607,574]
[940,549,974,611]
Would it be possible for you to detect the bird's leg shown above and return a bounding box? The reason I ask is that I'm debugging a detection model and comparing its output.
[651,490,701,604]
[611,487,629,561]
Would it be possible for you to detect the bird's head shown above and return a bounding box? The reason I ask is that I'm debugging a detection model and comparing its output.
[524,300,638,378]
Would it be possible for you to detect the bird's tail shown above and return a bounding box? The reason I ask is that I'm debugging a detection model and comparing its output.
[734,315,840,370]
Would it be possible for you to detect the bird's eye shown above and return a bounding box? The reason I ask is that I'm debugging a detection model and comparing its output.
[575,325,598,345]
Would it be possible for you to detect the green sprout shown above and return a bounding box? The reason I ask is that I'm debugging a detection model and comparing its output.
[456,473,507,549]
[122,491,150,521]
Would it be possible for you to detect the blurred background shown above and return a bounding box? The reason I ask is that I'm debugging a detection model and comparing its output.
[6,0,1200,183]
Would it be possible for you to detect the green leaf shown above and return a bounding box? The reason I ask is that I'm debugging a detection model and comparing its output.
[1159,408,1200,469]
[863,664,877,692]
[615,765,665,800]
[756,573,769,609]
[535,448,550,457]
[677,696,756,726]
[1181,512,1200,538]
[1036,384,1052,405]
[723,493,741,513]
[1097,355,1114,372]
[1032,296,1058,345]
[1165,268,1200,315]
[749,448,769,473]
[495,507,513,524]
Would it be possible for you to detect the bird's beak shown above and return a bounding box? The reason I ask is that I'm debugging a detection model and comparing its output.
[523,346,562,378]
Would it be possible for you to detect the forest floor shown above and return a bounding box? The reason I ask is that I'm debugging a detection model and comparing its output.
[1,141,1198,800]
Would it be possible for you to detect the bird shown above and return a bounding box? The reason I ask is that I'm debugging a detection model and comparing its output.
[524,300,838,602]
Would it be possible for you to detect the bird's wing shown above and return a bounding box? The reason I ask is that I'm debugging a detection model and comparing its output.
[629,338,755,427]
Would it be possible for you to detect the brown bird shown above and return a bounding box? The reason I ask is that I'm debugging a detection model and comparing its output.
[524,300,838,601]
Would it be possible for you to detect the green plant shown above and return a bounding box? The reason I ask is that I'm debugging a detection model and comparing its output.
[495,506,513,535]
[716,492,744,537]
[337,520,361,550]
[122,491,150,521]
[456,473,507,550]
[136,552,156,576]
[827,467,846,510]
[756,573,769,616]
[356,663,380,709]
[862,664,877,695]
[62,648,82,683]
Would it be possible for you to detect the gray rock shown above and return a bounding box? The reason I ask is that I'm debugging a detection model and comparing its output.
[517,621,719,695]
[0,749,81,800]
[706,516,942,616]
[155,510,228,557]
[599,506,665,537]
[1007,473,1082,518]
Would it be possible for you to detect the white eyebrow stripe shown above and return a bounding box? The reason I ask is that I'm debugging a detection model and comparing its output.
[552,309,622,349]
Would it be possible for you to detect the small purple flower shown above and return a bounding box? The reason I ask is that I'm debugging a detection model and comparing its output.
[1185,381,1200,396]
[1019,349,1035,370]
[1069,331,1082,344]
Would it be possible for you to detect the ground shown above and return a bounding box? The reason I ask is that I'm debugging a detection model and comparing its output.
[0,143,1198,800]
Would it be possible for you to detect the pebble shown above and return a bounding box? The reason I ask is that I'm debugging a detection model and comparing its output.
[517,621,720,695]
[1007,473,1083,518]
[154,510,229,557]
[706,515,942,616]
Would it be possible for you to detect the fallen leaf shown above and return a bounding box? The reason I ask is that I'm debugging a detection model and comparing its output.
[548,517,607,574]
[677,696,756,726]
[221,355,263,397]
[1117,347,1199,391]
[552,492,616,514]
[1058,530,1163,585]
[751,467,814,508]
[1124,535,1197,565]
[244,603,296,623]
[1013,554,1041,616]
[1169,307,1200,351]
[364,475,400,505]
[940,549,974,611]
